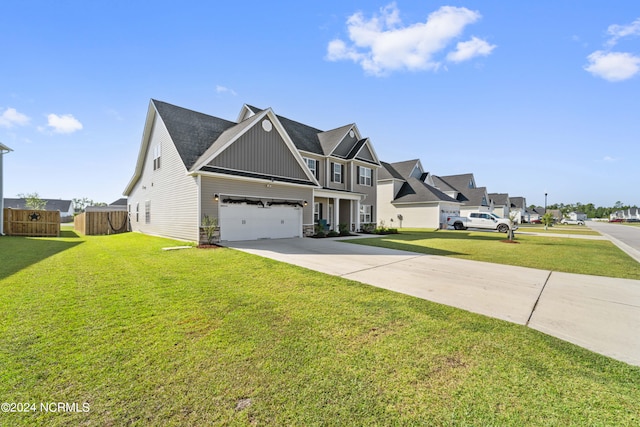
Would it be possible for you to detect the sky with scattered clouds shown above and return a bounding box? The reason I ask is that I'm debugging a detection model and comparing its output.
[1,1,639,207]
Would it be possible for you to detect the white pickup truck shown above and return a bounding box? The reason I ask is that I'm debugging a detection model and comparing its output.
[446,212,516,233]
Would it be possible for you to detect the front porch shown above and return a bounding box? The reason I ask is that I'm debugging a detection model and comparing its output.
[311,189,371,234]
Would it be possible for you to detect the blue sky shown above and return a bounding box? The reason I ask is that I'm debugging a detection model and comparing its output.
[1,1,639,208]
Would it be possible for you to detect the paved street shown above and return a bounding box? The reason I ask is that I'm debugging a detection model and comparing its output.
[228,236,640,366]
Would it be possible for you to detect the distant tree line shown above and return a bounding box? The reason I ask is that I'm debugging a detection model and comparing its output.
[532,201,638,219]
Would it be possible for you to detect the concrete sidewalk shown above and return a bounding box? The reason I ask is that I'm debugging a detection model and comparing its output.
[228,237,640,366]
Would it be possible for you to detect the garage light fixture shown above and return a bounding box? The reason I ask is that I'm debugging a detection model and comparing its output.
[214,194,219,201]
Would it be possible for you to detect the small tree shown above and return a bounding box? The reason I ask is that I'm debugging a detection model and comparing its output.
[541,212,554,230]
[507,211,518,241]
[18,192,47,210]
[201,215,219,245]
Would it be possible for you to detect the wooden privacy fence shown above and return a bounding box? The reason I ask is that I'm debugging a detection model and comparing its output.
[3,208,60,237]
[74,211,130,235]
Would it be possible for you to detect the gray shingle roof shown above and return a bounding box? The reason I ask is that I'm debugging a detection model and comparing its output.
[380,160,458,204]
[152,99,236,170]
[393,178,459,204]
[489,193,509,206]
[3,198,73,213]
[379,161,405,180]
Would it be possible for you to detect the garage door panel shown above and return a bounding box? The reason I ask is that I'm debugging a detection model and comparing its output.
[219,204,301,241]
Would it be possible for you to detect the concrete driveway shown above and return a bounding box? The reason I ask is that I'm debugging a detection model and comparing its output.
[228,237,640,366]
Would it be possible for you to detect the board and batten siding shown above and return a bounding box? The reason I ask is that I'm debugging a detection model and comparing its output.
[200,176,314,225]
[210,123,309,181]
[128,114,200,241]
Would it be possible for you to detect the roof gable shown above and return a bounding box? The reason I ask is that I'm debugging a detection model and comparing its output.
[153,100,236,170]
[192,109,318,185]
[207,115,313,182]
[319,124,357,156]
[393,178,459,204]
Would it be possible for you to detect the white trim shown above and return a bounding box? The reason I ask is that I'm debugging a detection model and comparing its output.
[123,100,157,195]
[218,191,306,203]
[193,169,320,189]
[314,188,364,201]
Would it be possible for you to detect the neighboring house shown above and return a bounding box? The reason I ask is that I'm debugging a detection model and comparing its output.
[488,193,510,218]
[509,196,528,223]
[3,198,75,221]
[432,173,490,215]
[110,198,128,207]
[568,211,587,221]
[377,159,461,229]
[528,206,545,222]
[124,100,381,242]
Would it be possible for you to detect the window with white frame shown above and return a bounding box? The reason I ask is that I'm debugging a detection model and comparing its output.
[145,201,151,224]
[304,157,317,177]
[360,204,372,223]
[359,166,372,186]
[314,202,320,222]
[153,145,161,170]
[332,162,342,183]
[136,203,139,222]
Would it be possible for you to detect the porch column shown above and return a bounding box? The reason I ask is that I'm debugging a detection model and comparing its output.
[355,199,361,232]
[334,197,340,231]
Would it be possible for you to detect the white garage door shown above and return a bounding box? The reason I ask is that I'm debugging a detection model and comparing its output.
[219,203,302,241]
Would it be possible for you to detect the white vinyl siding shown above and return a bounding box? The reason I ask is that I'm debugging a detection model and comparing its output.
[127,113,199,241]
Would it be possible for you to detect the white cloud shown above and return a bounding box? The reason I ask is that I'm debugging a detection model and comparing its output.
[0,107,30,128]
[584,50,640,81]
[603,156,617,162]
[46,113,83,134]
[216,85,237,96]
[326,3,494,76]
[606,17,640,47]
[446,36,496,62]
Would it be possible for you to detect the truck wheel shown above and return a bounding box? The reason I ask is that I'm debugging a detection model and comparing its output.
[454,222,465,230]
[497,224,509,233]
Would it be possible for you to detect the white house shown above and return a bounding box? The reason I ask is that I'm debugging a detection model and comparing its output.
[377,159,461,229]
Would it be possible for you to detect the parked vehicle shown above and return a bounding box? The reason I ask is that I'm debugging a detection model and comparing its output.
[609,218,624,223]
[530,219,542,224]
[446,212,515,233]
[560,218,585,225]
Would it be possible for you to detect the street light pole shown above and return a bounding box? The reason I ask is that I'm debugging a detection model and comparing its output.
[544,192,548,211]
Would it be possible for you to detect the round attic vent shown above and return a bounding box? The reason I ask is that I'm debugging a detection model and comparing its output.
[349,130,355,138]
[262,119,273,132]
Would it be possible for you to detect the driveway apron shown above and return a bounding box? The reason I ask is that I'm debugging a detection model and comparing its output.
[227,237,640,366]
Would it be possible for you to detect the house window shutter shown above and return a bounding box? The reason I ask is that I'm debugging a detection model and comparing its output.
[357,166,360,185]
[331,162,335,182]
[315,161,320,179]
[341,164,344,183]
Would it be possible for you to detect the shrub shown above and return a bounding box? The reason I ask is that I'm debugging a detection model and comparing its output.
[338,223,351,236]
[327,230,340,237]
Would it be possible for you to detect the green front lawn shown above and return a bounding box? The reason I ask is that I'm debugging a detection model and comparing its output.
[347,229,640,279]
[1,232,639,426]
[516,224,601,235]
